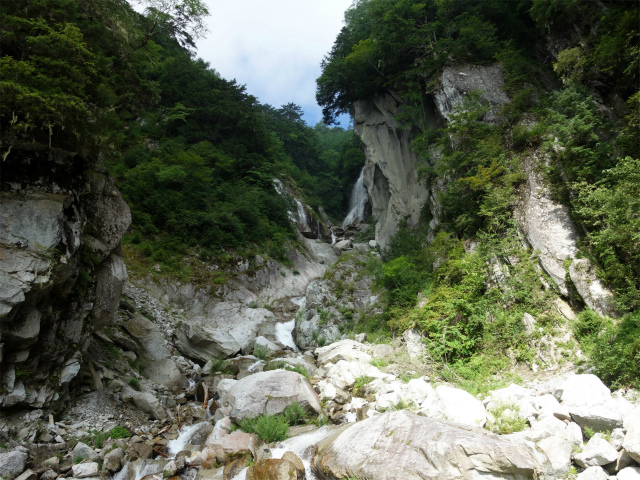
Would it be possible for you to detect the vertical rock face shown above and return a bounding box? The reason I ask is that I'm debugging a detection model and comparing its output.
[353,91,429,248]
[0,147,130,410]
[355,63,618,316]
[514,152,618,316]
[354,65,509,249]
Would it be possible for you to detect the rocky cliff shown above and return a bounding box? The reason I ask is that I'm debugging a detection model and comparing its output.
[354,62,617,317]
[0,147,130,411]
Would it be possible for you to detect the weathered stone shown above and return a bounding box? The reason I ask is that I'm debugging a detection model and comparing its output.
[14,468,37,480]
[576,466,609,480]
[537,434,573,477]
[173,302,273,361]
[372,344,393,358]
[103,447,124,472]
[40,469,58,480]
[110,329,139,353]
[402,329,426,359]
[246,458,303,480]
[133,392,166,420]
[623,405,640,462]
[0,450,28,478]
[419,385,487,427]
[220,370,322,420]
[617,466,640,480]
[324,360,394,391]
[574,434,619,468]
[605,450,637,474]
[72,462,100,478]
[313,410,553,480]
[127,442,153,460]
[72,441,98,461]
[315,339,371,366]
[123,313,183,388]
[569,259,619,318]
[353,92,428,248]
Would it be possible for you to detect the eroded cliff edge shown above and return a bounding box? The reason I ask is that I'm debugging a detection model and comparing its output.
[0,147,130,411]
[353,63,616,317]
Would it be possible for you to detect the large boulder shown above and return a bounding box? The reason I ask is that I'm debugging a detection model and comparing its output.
[174,302,273,361]
[623,405,640,462]
[315,339,372,366]
[418,385,487,427]
[324,360,394,391]
[555,374,632,431]
[123,313,184,388]
[219,370,322,421]
[0,450,28,479]
[574,434,619,468]
[133,392,166,420]
[313,410,554,480]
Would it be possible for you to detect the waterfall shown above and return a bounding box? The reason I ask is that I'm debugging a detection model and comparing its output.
[342,168,368,227]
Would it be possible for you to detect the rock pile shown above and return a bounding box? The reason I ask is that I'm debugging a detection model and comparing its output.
[2,331,639,480]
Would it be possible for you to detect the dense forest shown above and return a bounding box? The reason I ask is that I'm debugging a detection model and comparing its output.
[1,0,365,271]
[317,0,639,388]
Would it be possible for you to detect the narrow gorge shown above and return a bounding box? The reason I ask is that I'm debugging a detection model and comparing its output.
[1,1,639,480]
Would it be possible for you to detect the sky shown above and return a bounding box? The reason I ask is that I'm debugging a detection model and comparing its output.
[193,0,353,127]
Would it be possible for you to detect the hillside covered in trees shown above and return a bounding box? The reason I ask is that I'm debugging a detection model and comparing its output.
[1,0,365,272]
[317,0,639,388]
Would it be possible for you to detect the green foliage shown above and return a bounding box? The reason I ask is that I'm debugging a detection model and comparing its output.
[575,309,640,389]
[208,358,233,375]
[237,413,289,443]
[128,378,141,391]
[284,364,310,380]
[253,345,269,361]
[352,375,374,397]
[486,403,528,434]
[108,426,132,440]
[235,402,308,443]
[282,402,307,426]
[317,0,537,123]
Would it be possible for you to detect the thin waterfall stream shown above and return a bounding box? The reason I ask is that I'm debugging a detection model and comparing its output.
[342,167,368,227]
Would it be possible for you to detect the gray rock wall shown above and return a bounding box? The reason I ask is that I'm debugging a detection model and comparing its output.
[353,91,429,248]
[355,63,618,316]
[0,147,130,411]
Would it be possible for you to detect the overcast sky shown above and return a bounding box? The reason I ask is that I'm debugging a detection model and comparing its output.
[193,0,353,127]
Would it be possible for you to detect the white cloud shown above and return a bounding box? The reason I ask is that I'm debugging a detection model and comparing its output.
[194,0,352,126]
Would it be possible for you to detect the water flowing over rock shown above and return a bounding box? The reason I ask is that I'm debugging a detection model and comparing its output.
[342,168,369,227]
[312,410,554,480]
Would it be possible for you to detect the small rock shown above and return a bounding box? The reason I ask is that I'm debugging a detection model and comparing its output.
[574,434,619,468]
[72,441,98,461]
[72,462,100,478]
[0,450,28,478]
[40,469,58,480]
[103,447,124,472]
[354,333,367,343]
[617,466,640,480]
[577,466,609,480]
[15,469,37,480]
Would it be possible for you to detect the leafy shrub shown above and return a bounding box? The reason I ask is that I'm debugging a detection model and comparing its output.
[486,403,528,434]
[282,402,306,426]
[352,376,374,397]
[237,414,289,443]
[284,364,310,380]
[577,309,640,389]
[253,345,269,360]
[208,358,233,375]
[128,378,141,391]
